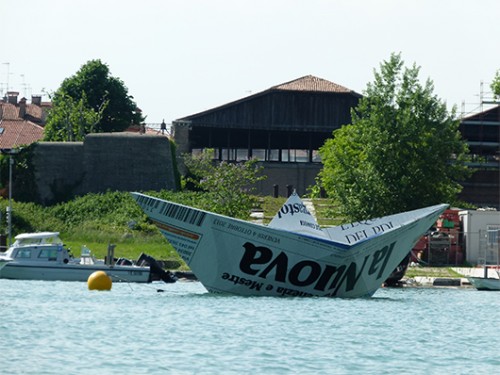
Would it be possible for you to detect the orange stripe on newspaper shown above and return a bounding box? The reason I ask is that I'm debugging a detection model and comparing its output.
[155,221,200,240]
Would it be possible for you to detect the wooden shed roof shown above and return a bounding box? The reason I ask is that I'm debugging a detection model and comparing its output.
[176,75,361,121]
[462,105,500,123]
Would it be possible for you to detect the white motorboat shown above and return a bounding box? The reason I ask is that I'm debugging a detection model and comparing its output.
[468,277,500,291]
[0,257,11,270]
[132,191,447,298]
[468,267,500,291]
[0,232,169,283]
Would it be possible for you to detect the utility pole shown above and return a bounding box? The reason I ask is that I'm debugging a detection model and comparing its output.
[1,148,21,246]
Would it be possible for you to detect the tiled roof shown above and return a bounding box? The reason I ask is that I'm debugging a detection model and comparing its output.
[1,103,20,120]
[176,75,361,121]
[26,104,45,120]
[0,119,44,149]
[1,99,50,124]
[125,124,170,137]
[271,75,356,93]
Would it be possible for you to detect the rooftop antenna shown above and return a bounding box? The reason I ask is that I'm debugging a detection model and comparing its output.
[1,62,10,97]
[480,80,483,113]
[2,62,10,94]
[20,74,27,97]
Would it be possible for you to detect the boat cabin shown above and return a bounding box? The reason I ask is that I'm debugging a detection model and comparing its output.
[5,232,70,264]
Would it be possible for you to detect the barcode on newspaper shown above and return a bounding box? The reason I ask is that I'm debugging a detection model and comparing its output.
[136,195,206,226]
[160,203,206,226]
[137,195,161,210]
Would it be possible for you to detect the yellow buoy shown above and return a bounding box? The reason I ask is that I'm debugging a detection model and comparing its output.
[87,271,112,291]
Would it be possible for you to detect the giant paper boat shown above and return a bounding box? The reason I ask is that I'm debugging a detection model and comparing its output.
[132,191,447,298]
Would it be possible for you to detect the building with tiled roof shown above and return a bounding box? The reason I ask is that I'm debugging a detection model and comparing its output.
[173,75,362,196]
[173,75,499,206]
[0,91,48,149]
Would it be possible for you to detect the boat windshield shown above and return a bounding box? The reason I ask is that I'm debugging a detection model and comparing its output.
[14,234,63,247]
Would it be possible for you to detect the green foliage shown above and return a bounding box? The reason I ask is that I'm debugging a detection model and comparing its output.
[319,53,471,220]
[183,149,267,218]
[169,140,181,190]
[44,59,143,141]
[47,191,145,230]
[0,144,37,203]
[10,144,38,202]
[492,70,500,99]
[44,92,106,141]
[0,198,63,236]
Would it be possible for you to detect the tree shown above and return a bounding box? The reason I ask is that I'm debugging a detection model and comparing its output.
[491,70,500,99]
[43,92,107,141]
[318,53,470,221]
[44,59,143,140]
[183,149,266,218]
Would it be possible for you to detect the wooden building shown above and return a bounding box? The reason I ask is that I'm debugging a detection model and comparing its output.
[172,75,361,196]
[459,105,500,209]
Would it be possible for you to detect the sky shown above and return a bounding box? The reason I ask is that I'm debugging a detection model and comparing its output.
[1,0,499,125]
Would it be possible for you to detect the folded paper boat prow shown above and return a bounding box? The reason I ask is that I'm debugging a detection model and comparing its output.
[268,190,327,238]
[131,192,447,298]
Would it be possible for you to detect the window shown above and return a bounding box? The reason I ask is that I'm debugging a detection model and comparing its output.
[281,149,290,162]
[312,150,322,162]
[268,149,280,161]
[236,149,248,161]
[39,248,59,261]
[221,148,236,161]
[16,249,31,258]
[252,149,266,161]
[486,226,500,248]
[282,149,309,162]
[293,149,309,163]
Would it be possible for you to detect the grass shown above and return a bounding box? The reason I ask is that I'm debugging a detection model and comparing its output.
[312,198,345,226]
[404,266,464,279]
[259,196,285,223]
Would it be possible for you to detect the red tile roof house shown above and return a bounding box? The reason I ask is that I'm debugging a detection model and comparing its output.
[0,91,48,149]
[0,91,48,198]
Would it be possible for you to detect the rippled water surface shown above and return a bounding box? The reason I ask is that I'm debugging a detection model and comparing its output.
[1,279,499,374]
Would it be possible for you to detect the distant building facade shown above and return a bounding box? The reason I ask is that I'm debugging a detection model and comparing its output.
[173,76,499,206]
[459,105,500,209]
[172,75,362,196]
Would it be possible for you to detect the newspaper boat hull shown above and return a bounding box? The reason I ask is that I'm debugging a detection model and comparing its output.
[132,193,447,298]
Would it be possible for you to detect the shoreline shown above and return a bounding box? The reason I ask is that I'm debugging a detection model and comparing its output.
[396,267,499,288]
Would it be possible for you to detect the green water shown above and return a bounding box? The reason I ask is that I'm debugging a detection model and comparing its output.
[1,280,498,374]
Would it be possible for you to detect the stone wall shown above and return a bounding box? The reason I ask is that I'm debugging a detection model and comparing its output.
[31,133,177,204]
[32,142,85,203]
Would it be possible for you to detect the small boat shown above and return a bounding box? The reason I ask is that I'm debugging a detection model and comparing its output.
[0,257,12,270]
[468,267,500,291]
[132,191,447,298]
[0,232,174,283]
